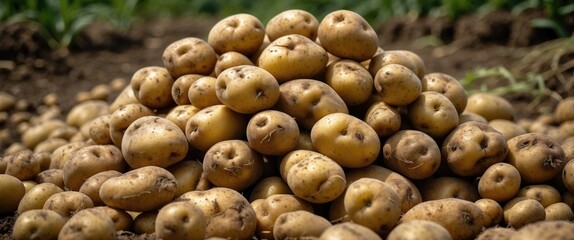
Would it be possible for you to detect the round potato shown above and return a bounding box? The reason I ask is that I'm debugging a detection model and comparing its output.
[503,197,546,228]
[419,177,480,202]
[155,201,206,240]
[63,145,126,191]
[246,110,299,156]
[162,37,217,78]
[17,182,63,214]
[251,194,313,239]
[383,130,441,180]
[249,176,292,201]
[396,50,426,79]
[42,191,94,219]
[185,104,247,152]
[58,209,115,240]
[273,210,331,240]
[130,66,175,109]
[171,74,204,105]
[286,153,346,203]
[78,170,123,206]
[208,13,265,56]
[555,96,574,123]
[545,202,574,221]
[489,119,528,140]
[90,206,133,231]
[364,100,401,137]
[516,184,561,208]
[4,150,42,181]
[387,220,452,240]
[475,198,503,227]
[214,51,253,77]
[408,91,459,139]
[0,174,26,214]
[88,114,112,145]
[187,76,222,109]
[506,133,566,183]
[266,9,319,42]
[319,222,382,240]
[420,72,467,114]
[165,104,201,132]
[374,63,421,106]
[368,50,417,79]
[465,93,515,121]
[324,59,373,106]
[166,160,204,197]
[109,103,155,147]
[478,162,521,202]
[12,209,66,240]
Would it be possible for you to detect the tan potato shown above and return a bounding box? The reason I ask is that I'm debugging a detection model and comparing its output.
[459,112,489,124]
[273,210,332,240]
[109,103,155,147]
[155,201,206,240]
[21,119,66,149]
[63,145,126,191]
[171,74,204,105]
[396,50,426,79]
[249,176,293,202]
[22,181,37,193]
[475,198,503,227]
[563,190,574,209]
[516,184,561,208]
[251,194,313,239]
[382,130,441,180]
[4,150,42,181]
[478,163,522,202]
[319,222,382,240]
[506,133,566,183]
[35,169,65,188]
[509,220,574,240]
[368,50,417,79]
[42,191,94,219]
[318,10,378,61]
[408,91,459,139]
[257,34,328,83]
[49,141,89,169]
[465,93,515,121]
[387,220,452,240]
[544,202,574,221]
[363,99,401,137]
[555,96,574,123]
[0,91,16,111]
[130,66,175,109]
[419,177,480,202]
[475,227,516,240]
[246,110,299,156]
[12,209,66,240]
[65,100,110,128]
[88,114,112,145]
[166,160,203,197]
[208,13,265,56]
[162,37,217,78]
[165,104,201,132]
[564,159,574,193]
[503,197,546,228]
[275,79,348,130]
[374,63,421,106]
[185,104,247,152]
[324,59,373,106]
[90,206,133,231]
[34,151,51,172]
[79,170,123,206]
[442,121,508,176]
[286,153,346,203]
[132,211,158,234]
[420,72,467,114]
[187,76,222,109]
[214,51,254,77]
[17,182,63,214]
[33,138,68,154]
[58,209,115,240]
[266,9,319,42]
[489,119,528,140]
[48,125,79,141]
[0,174,26,214]
[279,150,323,181]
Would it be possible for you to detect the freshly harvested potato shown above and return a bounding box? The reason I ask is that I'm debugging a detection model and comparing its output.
[465,93,515,121]
[65,100,110,128]
[400,198,485,240]
[0,174,26,214]
[489,119,528,140]
[266,9,319,42]
[478,163,521,202]
[17,182,63,214]
[324,59,373,106]
[162,37,217,78]
[279,149,323,181]
[251,194,313,239]
[506,133,566,183]
[564,159,574,193]
[214,51,253,77]
[165,104,201,132]
[459,112,488,124]
[12,209,66,240]
[166,160,204,197]
[318,10,378,61]
[249,176,292,201]
[171,74,204,105]
[21,119,66,149]
[273,210,332,240]
[368,50,417,79]
[132,211,158,234]
[122,116,188,168]
[4,150,42,181]
[130,66,175,109]
[286,153,346,203]
[503,197,546,228]
[187,76,222,109]
[442,121,508,176]
[274,79,348,130]
[88,114,112,145]
[396,50,426,79]
[374,63,421,106]
[42,191,94,219]
[319,222,382,240]
[33,138,68,154]
[99,166,178,212]
[408,91,459,139]
[90,206,133,231]
[555,96,574,123]
[109,103,155,147]
[545,202,574,221]
[155,201,206,240]
[516,184,561,208]
[387,220,452,240]
[35,169,65,188]
[475,198,503,227]
[63,145,126,191]
[311,112,380,168]
[58,209,115,240]
[382,130,441,180]
[419,177,479,202]
[33,152,51,172]
[246,110,299,156]
[208,13,265,56]
[510,220,574,240]
[185,104,247,152]
[364,99,401,137]
[78,170,123,206]
[49,141,89,169]
[420,72,467,114]
[475,227,516,240]
[48,125,78,141]
[257,34,328,82]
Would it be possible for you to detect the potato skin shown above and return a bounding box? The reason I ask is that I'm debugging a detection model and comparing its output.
[208,13,265,56]
[382,130,441,180]
[374,63,421,106]
[185,104,247,152]
[155,201,206,240]
[475,198,503,227]
[368,50,417,79]
[109,103,155,147]
[387,220,452,240]
[0,174,26,215]
[506,133,566,183]
[246,110,300,156]
[364,100,402,137]
[324,59,373,106]
[12,209,67,240]
[162,37,217,78]
[421,72,467,114]
[419,177,480,202]
[273,210,332,240]
[266,9,319,42]
[509,220,574,240]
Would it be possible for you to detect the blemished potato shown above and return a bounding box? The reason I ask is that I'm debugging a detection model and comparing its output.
[171,74,204,105]
[564,159,574,193]
[368,50,417,79]
[4,150,42,181]
[419,177,480,202]
[109,103,155,147]
[396,50,426,79]
[555,96,574,123]
[266,9,319,42]
[17,182,63,214]
[35,169,65,188]
[382,130,441,180]
[203,140,264,190]
[216,65,280,114]
[510,220,574,240]
[344,178,401,235]
[246,110,299,156]
[459,112,488,124]
[478,163,522,202]
[318,10,378,61]
[279,150,323,181]
[58,209,115,240]
[122,116,188,168]
[90,206,133,231]
[311,112,380,168]
[88,114,112,145]
[249,176,292,201]
[21,119,66,149]
[0,174,26,214]
[257,34,328,83]
[63,145,126,191]
[475,198,503,227]
[386,220,452,240]
[155,201,206,240]
[465,93,515,121]
[251,194,314,239]
[319,222,382,240]
[132,211,158,234]
[185,104,248,152]
[42,191,94,219]
[364,100,402,137]
[442,121,508,176]
[400,198,485,240]
[187,76,222,109]
[99,166,178,212]
[374,63,421,106]
[214,51,254,77]
[12,209,67,240]
[324,59,373,106]
[166,160,204,197]
[506,133,566,183]
[274,79,348,130]
[420,72,467,114]
[208,13,265,56]
[286,153,346,203]
[475,227,516,240]
[516,184,561,208]
[162,37,217,78]
[49,141,89,169]
[65,100,110,128]
[408,91,459,139]
[489,119,528,140]
[179,187,257,240]
[503,197,546,228]
[79,170,123,206]
[273,210,332,240]
[130,66,175,109]
[165,104,201,132]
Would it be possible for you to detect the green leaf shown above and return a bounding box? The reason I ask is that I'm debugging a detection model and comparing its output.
[531,18,568,37]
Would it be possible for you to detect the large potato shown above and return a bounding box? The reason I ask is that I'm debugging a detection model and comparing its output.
[465,93,515,121]
[273,210,332,240]
[408,91,459,139]
[155,201,206,240]
[420,72,467,114]
[63,145,126,191]
[251,194,313,239]
[162,37,217,78]
[374,63,421,106]
[246,110,299,156]
[130,66,175,109]
[506,133,566,183]
[382,130,441,180]
[185,104,247,152]
[0,174,26,215]
[545,202,574,221]
[478,162,522,202]
[208,13,265,56]
[12,209,66,240]
[324,59,373,106]
[286,153,346,203]
[266,9,319,42]
[503,197,546,228]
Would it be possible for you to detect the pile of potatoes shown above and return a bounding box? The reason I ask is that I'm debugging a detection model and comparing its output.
[2,9,574,240]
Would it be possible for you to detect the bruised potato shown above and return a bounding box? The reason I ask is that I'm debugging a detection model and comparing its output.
[208,13,265,56]
[246,110,300,156]
[162,37,217,78]
[266,9,319,42]
[382,130,441,180]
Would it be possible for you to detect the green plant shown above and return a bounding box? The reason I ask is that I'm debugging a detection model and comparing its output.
[513,0,574,37]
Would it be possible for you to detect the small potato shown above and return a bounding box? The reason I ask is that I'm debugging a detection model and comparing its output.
[43,191,94,219]
[79,170,123,206]
[506,133,566,183]
[162,37,217,78]
[503,197,546,228]
[12,209,66,240]
[171,74,204,105]
[251,194,314,239]
[368,50,417,79]
[208,13,265,56]
[0,174,26,214]
[48,125,79,141]
[33,138,68,154]
[132,211,158,234]
[273,210,331,240]
[489,119,528,140]
[214,51,254,77]
[382,130,441,180]
[387,220,452,240]
[364,100,401,137]
[319,222,382,240]
[131,66,175,109]
[408,91,459,139]
[35,169,65,188]
[475,198,503,227]
[420,72,467,114]
[249,176,293,202]
[564,159,574,193]
[475,227,516,240]
[510,220,574,240]
[109,103,155,147]
[88,114,113,145]
[63,145,126,191]
[185,104,247,152]
[459,112,488,124]
[465,93,515,121]
[544,202,574,221]
[286,154,346,203]
[478,163,521,202]
[155,201,206,240]
[318,10,378,61]
[516,184,561,208]
[374,63,421,106]
[49,141,89,169]
[58,209,115,240]
[188,76,222,109]
[266,9,319,42]
[324,59,373,106]
[99,166,178,212]
[17,182,63,214]
[165,104,201,132]
[247,110,300,156]
[90,206,134,231]
[166,160,204,197]
[396,50,426,79]
[4,150,42,181]
[21,119,66,149]
[65,100,110,128]
[419,177,479,202]
[555,96,574,123]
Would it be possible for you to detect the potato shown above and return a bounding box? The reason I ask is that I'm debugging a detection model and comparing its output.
[65,100,110,128]
[257,34,328,82]
[43,191,94,219]
[12,209,66,240]
[0,174,26,214]
[382,130,441,180]
[478,163,521,202]
[565,159,574,193]
[99,166,177,212]
[408,91,459,139]
[400,198,485,240]
[318,10,378,61]
[63,145,126,191]
[465,93,515,121]
[49,141,89,169]
[374,63,421,106]
[130,66,175,109]
[420,177,479,202]
[251,194,313,239]
[179,187,257,239]
[4,150,42,181]
[311,113,380,168]
[88,114,112,145]
[79,170,123,206]
[442,121,508,176]
[396,50,426,79]
[555,96,574,123]
[246,110,299,156]
[48,125,78,141]
[58,209,115,240]
[275,79,348,130]
[475,198,503,227]
[510,220,574,240]
[475,227,516,240]
[187,76,222,109]
[90,206,133,231]
[171,74,204,105]
[155,201,206,240]
[203,140,264,190]
[214,51,254,77]
[266,9,319,42]
[368,50,417,79]
[344,178,401,236]
[387,220,452,240]
[122,116,188,168]
[162,37,217,78]
[132,210,158,234]
[249,176,292,201]
[459,112,488,124]
[420,72,467,114]
[517,184,561,208]
[319,222,382,240]
[544,202,574,221]
[17,182,63,214]
[21,119,66,149]
[279,150,322,181]
[165,104,201,132]
[503,197,546,228]
[273,210,331,240]
[35,169,65,188]
[286,153,346,203]
[166,160,203,197]
[506,133,566,183]
[208,13,265,56]
[324,59,373,106]
[33,138,68,154]
[0,91,16,111]
[185,104,247,152]
[109,103,155,147]
[489,119,527,141]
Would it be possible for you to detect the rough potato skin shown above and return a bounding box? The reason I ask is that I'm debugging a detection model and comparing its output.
[475,227,516,240]
[266,9,319,42]
[509,220,574,240]
[162,37,217,78]
[506,133,566,183]
[386,220,452,240]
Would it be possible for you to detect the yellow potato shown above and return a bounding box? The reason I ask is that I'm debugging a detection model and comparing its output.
[109,103,155,147]
[478,163,521,202]
[286,153,346,203]
[249,176,293,202]
[63,145,126,191]
[0,174,26,215]
[475,198,503,227]
[489,119,528,140]
[319,222,382,240]
[155,201,206,240]
[506,133,566,183]
[12,209,66,240]
[166,160,204,197]
[214,51,253,77]
[420,72,467,114]
[162,37,217,78]
[266,9,319,42]
[187,76,222,109]
[516,184,561,208]
[324,59,373,106]
[185,104,247,152]
[251,194,313,239]
[368,50,417,78]
[382,130,441,180]
[208,13,265,56]
[42,191,94,219]
[387,220,452,240]
[364,100,401,137]
[58,209,115,240]
[164,104,201,132]
[171,74,204,105]
[503,197,546,228]
[408,91,459,139]
[465,93,515,121]
[246,110,300,156]
[273,210,332,240]
[130,66,175,109]
[17,182,63,214]
[374,63,421,106]
[4,150,42,181]
[78,170,122,206]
